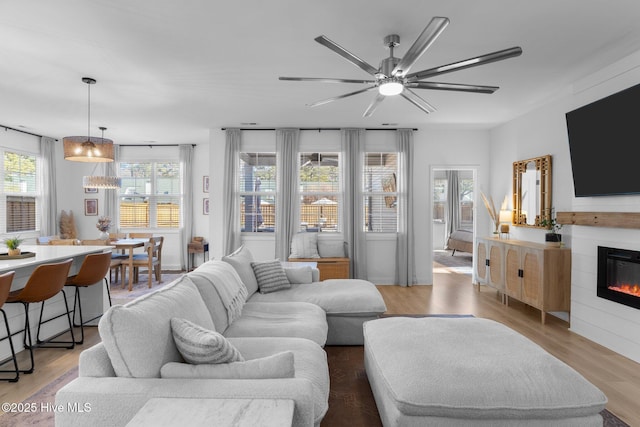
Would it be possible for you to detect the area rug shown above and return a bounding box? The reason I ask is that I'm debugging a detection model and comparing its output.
[109,271,185,305]
[433,249,473,275]
[1,348,629,427]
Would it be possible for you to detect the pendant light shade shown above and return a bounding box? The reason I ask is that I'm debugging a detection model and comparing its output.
[82,175,122,189]
[63,135,114,162]
[63,77,115,162]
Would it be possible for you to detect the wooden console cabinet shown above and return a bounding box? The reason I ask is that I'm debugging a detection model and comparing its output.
[287,257,350,280]
[475,237,571,324]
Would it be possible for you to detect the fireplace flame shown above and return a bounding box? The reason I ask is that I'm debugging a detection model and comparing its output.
[608,283,640,298]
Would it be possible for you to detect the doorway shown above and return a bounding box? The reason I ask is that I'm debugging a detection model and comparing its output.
[432,167,476,275]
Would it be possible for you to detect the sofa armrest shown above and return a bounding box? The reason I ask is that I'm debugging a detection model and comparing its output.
[55,377,316,427]
[79,343,115,378]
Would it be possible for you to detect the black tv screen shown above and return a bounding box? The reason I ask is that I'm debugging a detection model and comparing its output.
[565,82,640,197]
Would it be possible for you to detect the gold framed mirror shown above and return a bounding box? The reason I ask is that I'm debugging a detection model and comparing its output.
[512,154,552,228]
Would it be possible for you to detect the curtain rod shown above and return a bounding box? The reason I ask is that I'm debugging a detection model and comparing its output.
[2,124,56,140]
[220,127,418,131]
[118,144,197,147]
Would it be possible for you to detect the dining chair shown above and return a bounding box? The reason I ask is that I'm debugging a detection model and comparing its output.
[5,258,75,373]
[49,239,78,245]
[65,252,112,344]
[131,236,164,287]
[0,271,19,382]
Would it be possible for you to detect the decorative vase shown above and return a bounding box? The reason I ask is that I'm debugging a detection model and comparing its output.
[8,248,21,256]
[99,231,109,240]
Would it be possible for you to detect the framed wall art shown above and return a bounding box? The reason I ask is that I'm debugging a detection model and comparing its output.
[84,187,98,194]
[84,199,98,216]
[203,176,210,193]
[203,198,210,215]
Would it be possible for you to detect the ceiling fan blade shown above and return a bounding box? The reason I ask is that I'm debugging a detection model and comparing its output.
[392,17,449,77]
[307,86,377,108]
[363,93,386,117]
[279,77,376,84]
[315,35,379,76]
[400,88,437,114]
[408,81,499,94]
[406,46,523,81]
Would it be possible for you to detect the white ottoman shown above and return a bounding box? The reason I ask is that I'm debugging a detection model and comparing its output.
[364,317,607,426]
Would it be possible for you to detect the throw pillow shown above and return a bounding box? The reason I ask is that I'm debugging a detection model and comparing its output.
[289,233,320,259]
[318,239,346,258]
[161,351,295,379]
[250,260,291,293]
[284,266,313,284]
[171,318,244,364]
[221,245,260,296]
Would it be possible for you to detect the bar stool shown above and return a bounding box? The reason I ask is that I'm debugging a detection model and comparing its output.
[5,258,74,374]
[0,271,19,382]
[65,252,112,344]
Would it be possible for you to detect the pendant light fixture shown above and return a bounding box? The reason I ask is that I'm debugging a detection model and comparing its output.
[63,77,114,162]
[82,127,122,189]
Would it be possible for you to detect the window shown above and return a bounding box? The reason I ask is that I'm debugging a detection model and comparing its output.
[3,151,37,233]
[239,153,276,232]
[118,161,181,228]
[299,152,340,232]
[363,153,398,232]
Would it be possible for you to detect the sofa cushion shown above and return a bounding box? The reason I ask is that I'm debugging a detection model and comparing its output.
[188,261,248,332]
[229,337,330,423]
[289,233,320,259]
[171,318,244,364]
[317,239,345,258]
[248,279,387,315]
[98,275,215,378]
[223,302,328,347]
[160,351,295,379]
[284,266,314,284]
[251,260,291,293]
[221,245,259,296]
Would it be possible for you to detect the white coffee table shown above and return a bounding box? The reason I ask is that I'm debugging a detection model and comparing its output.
[126,397,294,427]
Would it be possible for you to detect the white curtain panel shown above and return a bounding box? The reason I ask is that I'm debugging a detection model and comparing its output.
[275,128,300,261]
[341,128,367,280]
[39,136,57,236]
[445,170,460,244]
[223,129,241,255]
[395,129,417,286]
[180,144,194,269]
[104,144,120,227]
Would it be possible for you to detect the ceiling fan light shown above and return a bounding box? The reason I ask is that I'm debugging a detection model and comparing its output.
[379,81,404,96]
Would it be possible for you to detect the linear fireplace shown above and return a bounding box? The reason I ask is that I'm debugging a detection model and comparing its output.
[597,246,640,310]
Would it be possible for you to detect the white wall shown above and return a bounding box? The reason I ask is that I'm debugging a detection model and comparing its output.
[208,127,491,285]
[489,48,640,363]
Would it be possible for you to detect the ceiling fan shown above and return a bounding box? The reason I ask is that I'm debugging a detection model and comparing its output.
[279,17,522,117]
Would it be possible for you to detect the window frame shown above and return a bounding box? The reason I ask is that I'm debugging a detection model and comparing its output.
[2,148,40,235]
[239,152,277,233]
[298,152,341,233]
[363,152,399,233]
[117,160,182,229]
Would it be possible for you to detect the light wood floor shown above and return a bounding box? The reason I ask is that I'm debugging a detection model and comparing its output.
[0,263,639,425]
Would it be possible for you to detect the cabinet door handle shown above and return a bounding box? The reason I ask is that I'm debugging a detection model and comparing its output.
[485,259,490,266]
[518,269,523,278]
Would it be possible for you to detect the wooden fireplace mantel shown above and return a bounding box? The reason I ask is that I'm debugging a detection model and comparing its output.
[556,211,640,229]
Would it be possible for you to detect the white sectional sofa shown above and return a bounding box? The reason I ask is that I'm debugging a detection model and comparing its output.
[55,255,387,427]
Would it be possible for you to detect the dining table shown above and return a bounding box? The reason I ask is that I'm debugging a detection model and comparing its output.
[110,238,148,291]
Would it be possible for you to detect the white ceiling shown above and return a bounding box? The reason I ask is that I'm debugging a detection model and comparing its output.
[2,0,640,145]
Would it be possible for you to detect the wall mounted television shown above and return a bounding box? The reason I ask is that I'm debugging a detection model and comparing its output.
[565,82,640,197]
